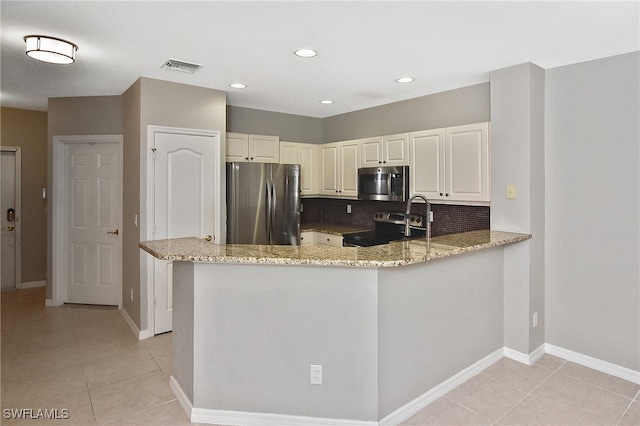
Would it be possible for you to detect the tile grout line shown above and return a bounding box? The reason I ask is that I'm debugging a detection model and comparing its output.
[616,388,640,426]
[490,360,567,426]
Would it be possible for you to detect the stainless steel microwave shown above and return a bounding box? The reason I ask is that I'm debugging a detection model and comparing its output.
[357,166,409,201]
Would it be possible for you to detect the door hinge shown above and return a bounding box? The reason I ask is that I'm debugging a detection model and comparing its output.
[151,148,157,160]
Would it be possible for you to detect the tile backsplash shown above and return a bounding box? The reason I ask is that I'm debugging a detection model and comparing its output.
[301,198,489,237]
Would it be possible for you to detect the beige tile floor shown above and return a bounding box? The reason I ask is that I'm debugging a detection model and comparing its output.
[2,287,639,425]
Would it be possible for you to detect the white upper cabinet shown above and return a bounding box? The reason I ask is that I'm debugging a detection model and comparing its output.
[226,132,279,163]
[280,142,319,196]
[361,134,409,167]
[410,122,490,203]
[320,140,360,198]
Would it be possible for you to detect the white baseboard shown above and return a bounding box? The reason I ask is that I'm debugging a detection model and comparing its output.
[504,343,545,366]
[167,344,640,426]
[45,299,56,307]
[170,374,376,426]
[545,343,640,385]
[169,375,193,419]
[120,308,153,341]
[379,348,504,426]
[16,280,46,289]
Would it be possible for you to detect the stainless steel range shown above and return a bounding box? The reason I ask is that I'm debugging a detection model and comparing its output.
[342,211,427,247]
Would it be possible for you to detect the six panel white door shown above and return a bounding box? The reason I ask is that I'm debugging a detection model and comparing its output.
[65,142,121,305]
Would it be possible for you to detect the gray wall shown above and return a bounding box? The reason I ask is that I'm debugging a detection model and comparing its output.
[1,107,48,284]
[545,52,640,370]
[122,77,227,331]
[227,106,323,143]
[47,96,124,299]
[490,63,546,355]
[227,83,490,144]
[322,83,490,142]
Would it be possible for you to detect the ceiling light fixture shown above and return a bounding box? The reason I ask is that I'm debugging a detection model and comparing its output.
[395,77,415,84]
[229,83,247,89]
[294,48,318,58]
[24,35,77,64]
[319,100,334,105]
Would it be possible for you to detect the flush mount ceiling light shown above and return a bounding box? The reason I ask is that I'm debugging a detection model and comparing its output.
[229,83,247,89]
[319,100,334,105]
[294,48,318,58]
[24,35,77,64]
[395,77,415,84]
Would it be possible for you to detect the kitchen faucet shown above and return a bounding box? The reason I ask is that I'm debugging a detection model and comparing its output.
[405,194,430,251]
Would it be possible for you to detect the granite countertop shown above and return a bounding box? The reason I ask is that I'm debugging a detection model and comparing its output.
[139,230,531,268]
[301,223,371,235]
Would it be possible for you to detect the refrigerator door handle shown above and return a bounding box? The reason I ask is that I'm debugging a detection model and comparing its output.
[266,179,272,243]
[270,178,277,245]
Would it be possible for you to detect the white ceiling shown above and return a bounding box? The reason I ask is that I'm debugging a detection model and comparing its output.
[1,1,638,118]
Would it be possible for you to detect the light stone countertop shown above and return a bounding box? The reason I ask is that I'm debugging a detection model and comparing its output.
[139,230,531,268]
[301,223,371,236]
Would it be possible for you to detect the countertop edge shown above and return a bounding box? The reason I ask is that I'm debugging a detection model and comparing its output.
[139,231,532,268]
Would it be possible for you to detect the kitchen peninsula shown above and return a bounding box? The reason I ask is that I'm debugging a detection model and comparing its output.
[140,230,530,425]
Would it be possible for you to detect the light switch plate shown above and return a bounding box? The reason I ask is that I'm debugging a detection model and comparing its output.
[506,185,517,199]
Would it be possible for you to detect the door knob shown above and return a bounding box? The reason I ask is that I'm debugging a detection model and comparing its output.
[204,235,212,242]
[2,226,14,232]
[107,229,119,235]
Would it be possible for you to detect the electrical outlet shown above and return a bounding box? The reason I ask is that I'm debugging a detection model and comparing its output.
[310,364,322,385]
[429,211,433,222]
[346,204,352,214]
[533,312,538,328]
[130,288,134,302]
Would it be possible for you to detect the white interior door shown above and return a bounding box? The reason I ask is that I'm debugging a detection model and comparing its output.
[153,132,215,334]
[64,141,122,305]
[1,150,18,291]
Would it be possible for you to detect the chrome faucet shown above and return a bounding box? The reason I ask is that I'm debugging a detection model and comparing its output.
[405,194,430,251]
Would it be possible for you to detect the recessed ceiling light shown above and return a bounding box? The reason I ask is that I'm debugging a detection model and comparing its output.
[229,83,247,89]
[294,48,318,58]
[396,77,415,84]
[319,100,334,105]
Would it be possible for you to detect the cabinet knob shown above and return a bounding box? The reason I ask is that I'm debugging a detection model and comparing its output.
[327,238,330,242]
[378,161,382,164]
[440,193,444,196]
[245,157,249,160]
[445,193,450,197]
[383,160,386,164]
[250,157,254,160]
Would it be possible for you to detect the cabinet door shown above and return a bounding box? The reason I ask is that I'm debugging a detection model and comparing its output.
[249,134,280,163]
[300,231,316,246]
[226,133,249,162]
[316,232,343,247]
[320,143,339,196]
[280,142,298,164]
[360,137,383,167]
[298,143,319,196]
[383,133,409,166]
[409,129,445,199]
[445,122,490,202]
[339,140,360,197]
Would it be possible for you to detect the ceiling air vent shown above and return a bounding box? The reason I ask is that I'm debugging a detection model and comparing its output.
[160,59,203,74]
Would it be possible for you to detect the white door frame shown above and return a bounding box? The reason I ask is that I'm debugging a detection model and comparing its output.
[141,125,223,336]
[52,135,123,306]
[1,146,22,290]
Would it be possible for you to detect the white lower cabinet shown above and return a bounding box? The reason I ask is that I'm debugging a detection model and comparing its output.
[316,232,343,248]
[410,122,490,203]
[300,231,316,246]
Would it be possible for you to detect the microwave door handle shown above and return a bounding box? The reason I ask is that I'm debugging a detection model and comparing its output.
[388,173,394,196]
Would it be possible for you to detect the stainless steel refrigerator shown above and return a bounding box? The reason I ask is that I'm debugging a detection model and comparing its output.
[226,162,301,245]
